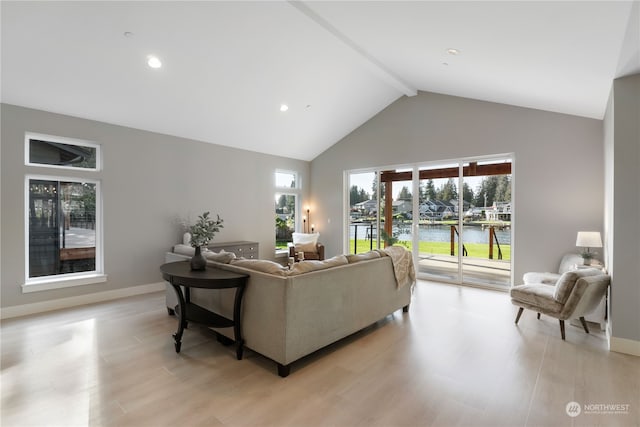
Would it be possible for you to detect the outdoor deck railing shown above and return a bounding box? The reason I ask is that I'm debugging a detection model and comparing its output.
[352,222,376,254]
[488,226,503,260]
[351,222,507,260]
[450,225,468,257]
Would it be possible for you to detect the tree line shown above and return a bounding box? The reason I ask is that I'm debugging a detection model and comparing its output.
[350,175,511,208]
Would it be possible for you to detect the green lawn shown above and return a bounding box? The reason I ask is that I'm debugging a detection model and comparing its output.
[350,239,511,260]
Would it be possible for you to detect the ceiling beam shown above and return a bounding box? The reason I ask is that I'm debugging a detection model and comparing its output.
[380,163,512,182]
[287,1,417,97]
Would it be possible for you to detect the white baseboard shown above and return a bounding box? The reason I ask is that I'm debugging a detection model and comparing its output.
[0,282,166,320]
[609,336,640,357]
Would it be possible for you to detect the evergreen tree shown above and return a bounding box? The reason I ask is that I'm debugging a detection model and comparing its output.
[277,194,287,209]
[474,176,499,207]
[349,185,370,205]
[424,179,437,201]
[438,178,458,202]
[397,185,412,201]
[462,182,474,204]
[495,175,511,202]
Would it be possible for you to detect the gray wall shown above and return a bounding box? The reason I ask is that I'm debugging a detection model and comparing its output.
[605,74,640,342]
[1,104,309,309]
[310,91,604,283]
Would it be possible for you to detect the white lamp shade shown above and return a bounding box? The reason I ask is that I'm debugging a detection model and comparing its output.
[576,231,602,248]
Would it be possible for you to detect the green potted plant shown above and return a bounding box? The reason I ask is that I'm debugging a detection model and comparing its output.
[380,229,398,247]
[189,212,224,270]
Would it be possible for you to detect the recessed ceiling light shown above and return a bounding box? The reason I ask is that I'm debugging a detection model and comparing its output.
[442,62,449,66]
[447,48,460,55]
[147,55,162,69]
[280,104,289,112]
[124,31,134,38]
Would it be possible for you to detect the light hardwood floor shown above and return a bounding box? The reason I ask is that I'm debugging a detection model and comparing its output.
[1,281,638,427]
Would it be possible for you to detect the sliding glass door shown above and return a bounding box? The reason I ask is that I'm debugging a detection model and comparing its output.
[347,156,513,288]
[416,163,461,282]
[348,171,381,254]
[460,160,512,286]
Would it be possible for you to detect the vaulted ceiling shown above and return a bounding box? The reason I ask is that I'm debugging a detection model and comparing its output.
[2,1,638,161]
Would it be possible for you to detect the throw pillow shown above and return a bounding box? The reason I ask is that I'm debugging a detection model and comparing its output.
[292,232,319,246]
[553,268,603,303]
[204,250,236,264]
[230,259,287,276]
[173,244,195,256]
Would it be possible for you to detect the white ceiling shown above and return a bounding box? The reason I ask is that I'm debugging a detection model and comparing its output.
[2,1,638,161]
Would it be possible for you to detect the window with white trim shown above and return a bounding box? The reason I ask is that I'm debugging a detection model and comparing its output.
[24,133,104,291]
[275,170,300,251]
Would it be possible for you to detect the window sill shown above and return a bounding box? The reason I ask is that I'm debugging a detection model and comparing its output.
[22,273,107,293]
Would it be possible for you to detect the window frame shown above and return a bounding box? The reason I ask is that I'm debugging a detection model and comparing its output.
[274,169,301,254]
[274,169,299,190]
[25,132,102,172]
[24,174,105,292]
[23,131,105,293]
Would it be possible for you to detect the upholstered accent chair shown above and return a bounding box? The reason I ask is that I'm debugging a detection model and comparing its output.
[522,253,584,285]
[288,232,325,261]
[510,268,610,340]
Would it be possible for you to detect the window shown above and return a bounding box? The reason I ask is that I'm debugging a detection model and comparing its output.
[26,132,100,171]
[275,170,299,251]
[24,133,104,292]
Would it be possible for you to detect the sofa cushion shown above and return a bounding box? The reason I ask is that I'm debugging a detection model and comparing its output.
[294,243,317,253]
[287,255,348,276]
[553,268,603,304]
[230,259,287,276]
[510,284,563,313]
[346,251,381,263]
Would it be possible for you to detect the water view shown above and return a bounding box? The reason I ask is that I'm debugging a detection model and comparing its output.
[350,224,510,245]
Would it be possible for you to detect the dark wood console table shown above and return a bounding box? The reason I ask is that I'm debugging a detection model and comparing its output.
[160,261,249,359]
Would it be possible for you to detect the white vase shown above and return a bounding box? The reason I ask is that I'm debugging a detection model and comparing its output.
[183,232,191,246]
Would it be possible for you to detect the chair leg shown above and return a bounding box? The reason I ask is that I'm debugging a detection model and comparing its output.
[579,317,590,334]
[537,313,541,320]
[559,320,566,340]
[515,307,524,324]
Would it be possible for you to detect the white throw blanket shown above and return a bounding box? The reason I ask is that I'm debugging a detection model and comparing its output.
[381,246,416,290]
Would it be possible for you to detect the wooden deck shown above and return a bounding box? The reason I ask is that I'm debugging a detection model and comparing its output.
[417,254,511,286]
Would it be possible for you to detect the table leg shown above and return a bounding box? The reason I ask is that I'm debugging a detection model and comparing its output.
[233,284,246,360]
[171,284,187,353]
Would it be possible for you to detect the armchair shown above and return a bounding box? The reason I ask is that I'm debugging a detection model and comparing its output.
[510,268,609,340]
[288,232,324,261]
[522,253,584,284]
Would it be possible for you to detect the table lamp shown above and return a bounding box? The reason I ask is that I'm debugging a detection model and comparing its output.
[576,231,602,265]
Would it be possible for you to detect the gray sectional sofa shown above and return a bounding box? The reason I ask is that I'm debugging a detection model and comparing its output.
[165,250,412,376]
